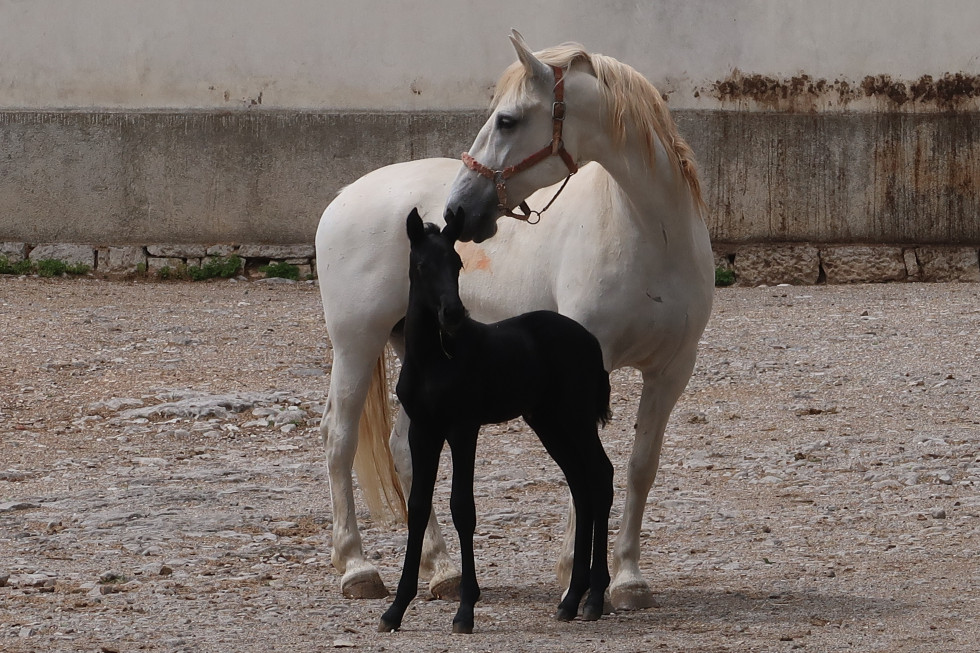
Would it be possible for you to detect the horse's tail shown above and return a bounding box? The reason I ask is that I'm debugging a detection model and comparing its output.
[351,350,407,525]
[595,354,613,428]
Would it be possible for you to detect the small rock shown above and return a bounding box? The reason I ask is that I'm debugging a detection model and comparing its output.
[100,571,127,584]
[0,501,40,513]
[931,509,947,519]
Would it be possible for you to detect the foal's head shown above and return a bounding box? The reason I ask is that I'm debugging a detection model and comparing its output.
[406,208,467,335]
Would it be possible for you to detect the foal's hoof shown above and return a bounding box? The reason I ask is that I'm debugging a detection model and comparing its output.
[451,621,474,634]
[555,606,577,622]
[378,617,400,633]
[341,567,389,599]
[582,604,603,622]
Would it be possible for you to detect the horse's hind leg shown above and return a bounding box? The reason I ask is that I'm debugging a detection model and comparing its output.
[610,362,693,610]
[321,328,391,599]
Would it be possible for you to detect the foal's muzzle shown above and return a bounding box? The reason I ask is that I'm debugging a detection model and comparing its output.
[439,303,466,335]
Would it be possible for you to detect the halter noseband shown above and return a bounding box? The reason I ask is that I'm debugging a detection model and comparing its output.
[461,65,578,223]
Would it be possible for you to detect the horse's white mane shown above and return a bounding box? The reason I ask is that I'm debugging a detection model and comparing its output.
[492,43,705,214]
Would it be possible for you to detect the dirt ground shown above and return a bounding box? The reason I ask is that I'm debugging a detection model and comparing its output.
[1,275,978,652]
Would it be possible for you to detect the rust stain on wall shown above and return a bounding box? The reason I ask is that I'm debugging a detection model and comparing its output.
[711,70,980,111]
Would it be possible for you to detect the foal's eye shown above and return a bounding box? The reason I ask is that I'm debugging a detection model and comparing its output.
[496,114,518,130]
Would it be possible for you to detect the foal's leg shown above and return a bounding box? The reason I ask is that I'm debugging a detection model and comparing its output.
[447,426,482,634]
[528,416,593,621]
[555,470,595,622]
[388,335,462,599]
[583,435,614,622]
[379,425,444,632]
[610,362,694,610]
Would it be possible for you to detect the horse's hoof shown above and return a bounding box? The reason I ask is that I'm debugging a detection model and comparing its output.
[429,573,462,601]
[555,606,576,622]
[451,621,474,634]
[378,617,400,633]
[610,581,658,611]
[342,567,389,599]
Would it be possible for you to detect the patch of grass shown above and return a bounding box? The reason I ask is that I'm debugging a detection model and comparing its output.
[36,259,91,277]
[186,255,242,281]
[715,266,736,287]
[259,261,300,280]
[156,265,179,281]
[0,256,33,275]
[0,257,90,277]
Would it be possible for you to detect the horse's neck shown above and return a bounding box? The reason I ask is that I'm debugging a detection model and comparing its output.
[596,135,702,245]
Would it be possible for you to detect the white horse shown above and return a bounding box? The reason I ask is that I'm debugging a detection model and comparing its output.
[315,31,714,610]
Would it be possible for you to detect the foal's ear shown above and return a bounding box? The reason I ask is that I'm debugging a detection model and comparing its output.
[442,208,463,243]
[406,208,425,244]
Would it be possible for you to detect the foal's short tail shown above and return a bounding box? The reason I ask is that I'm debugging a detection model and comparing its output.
[351,351,408,525]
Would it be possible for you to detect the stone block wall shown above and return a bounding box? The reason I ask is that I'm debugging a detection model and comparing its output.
[1,242,316,279]
[715,243,980,286]
[5,240,980,285]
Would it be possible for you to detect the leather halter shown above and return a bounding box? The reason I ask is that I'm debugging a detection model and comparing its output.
[461,65,578,222]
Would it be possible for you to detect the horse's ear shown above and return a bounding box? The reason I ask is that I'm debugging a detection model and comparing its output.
[442,208,462,243]
[406,208,425,244]
[509,29,551,82]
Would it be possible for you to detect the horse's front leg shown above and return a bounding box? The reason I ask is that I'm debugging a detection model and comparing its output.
[447,426,481,634]
[389,406,462,600]
[610,363,693,610]
[321,344,389,599]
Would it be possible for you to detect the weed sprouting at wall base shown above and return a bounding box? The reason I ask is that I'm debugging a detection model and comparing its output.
[0,257,90,277]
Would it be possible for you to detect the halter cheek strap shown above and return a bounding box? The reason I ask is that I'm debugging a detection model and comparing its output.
[461,65,578,223]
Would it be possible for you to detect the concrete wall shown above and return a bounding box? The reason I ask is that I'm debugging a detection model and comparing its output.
[1,1,978,249]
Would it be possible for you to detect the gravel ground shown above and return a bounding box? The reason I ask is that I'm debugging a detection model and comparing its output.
[1,276,978,652]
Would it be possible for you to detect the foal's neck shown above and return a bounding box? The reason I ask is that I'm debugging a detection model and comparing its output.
[404,282,454,361]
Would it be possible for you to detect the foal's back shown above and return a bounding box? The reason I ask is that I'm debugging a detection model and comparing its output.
[454,310,611,428]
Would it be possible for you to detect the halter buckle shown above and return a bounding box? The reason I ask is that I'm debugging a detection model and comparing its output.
[552,101,566,121]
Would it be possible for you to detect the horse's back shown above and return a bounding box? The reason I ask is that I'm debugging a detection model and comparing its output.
[317,158,460,244]
[315,158,460,332]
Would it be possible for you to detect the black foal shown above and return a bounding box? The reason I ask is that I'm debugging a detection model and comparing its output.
[379,208,614,634]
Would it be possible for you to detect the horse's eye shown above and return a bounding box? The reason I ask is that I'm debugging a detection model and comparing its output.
[496,114,518,130]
